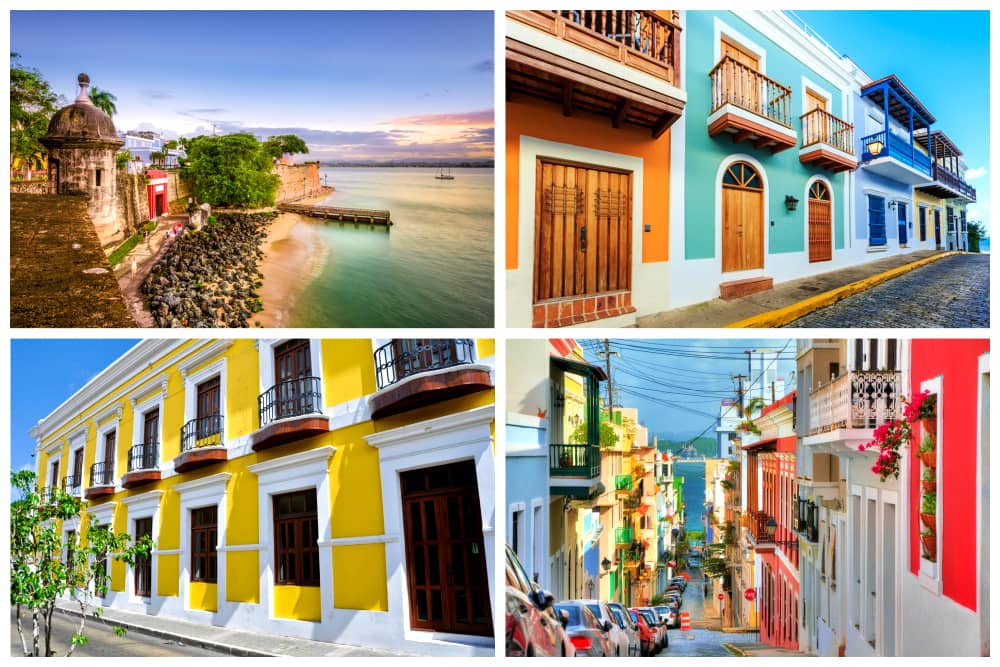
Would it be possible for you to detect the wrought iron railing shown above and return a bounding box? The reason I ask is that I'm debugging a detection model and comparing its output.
[743,511,771,543]
[61,474,82,496]
[860,129,932,176]
[801,107,854,154]
[795,496,819,543]
[809,370,901,435]
[181,415,224,451]
[710,56,793,128]
[89,461,114,487]
[127,442,159,472]
[621,547,643,564]
[374,339,475,390]
[548,10,681,85]
[550,442,600,478]
[258,376,322,427]
[38,486,59,504]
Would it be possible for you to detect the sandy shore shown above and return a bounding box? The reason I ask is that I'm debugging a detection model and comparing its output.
[250,192,332,327]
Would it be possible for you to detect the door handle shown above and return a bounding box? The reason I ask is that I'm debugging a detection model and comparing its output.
[580,226,587,252]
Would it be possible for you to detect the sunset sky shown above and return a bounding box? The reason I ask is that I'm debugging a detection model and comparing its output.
[11,11,494,161]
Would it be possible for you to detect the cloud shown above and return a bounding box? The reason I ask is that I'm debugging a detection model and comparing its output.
[184,108,229,115]
[139,88,172,100]
[377,109,494,127]
[965,167,987,180]
[470,59,493,73]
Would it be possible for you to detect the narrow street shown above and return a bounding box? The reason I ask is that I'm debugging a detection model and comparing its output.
[657,570,756,657]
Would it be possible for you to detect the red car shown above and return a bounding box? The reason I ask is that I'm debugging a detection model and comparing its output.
[506,545,571,656]
[629,608,657,656]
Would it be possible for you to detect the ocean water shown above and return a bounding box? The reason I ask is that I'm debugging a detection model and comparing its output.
[289,167,494,327]
[675,461,708,532]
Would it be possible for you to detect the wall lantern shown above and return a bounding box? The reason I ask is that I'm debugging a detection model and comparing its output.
[867,138,884,156]
[602,557,612,572]
[888,200,898,211]
[764,516,778,539]
[784,195,799,212]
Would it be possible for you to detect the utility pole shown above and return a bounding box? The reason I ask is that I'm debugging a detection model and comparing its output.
[731,373,747,417]
[598,339,619,424]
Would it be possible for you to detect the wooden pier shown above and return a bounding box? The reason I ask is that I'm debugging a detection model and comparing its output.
[277,203,392,226]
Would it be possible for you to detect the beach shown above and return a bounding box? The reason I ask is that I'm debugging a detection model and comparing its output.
[250,194,330,328]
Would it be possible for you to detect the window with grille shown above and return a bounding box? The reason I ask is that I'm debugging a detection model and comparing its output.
[273,489,320,586]
[191,506,218,583]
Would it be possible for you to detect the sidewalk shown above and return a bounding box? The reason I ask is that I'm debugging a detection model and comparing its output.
[724,641,810,657]
[636,249,946,328]
[114,215,187,327]
[53,600,419,657]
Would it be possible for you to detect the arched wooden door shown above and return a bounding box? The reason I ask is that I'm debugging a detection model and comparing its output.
[721,161,764,273]
[808,181,832,262]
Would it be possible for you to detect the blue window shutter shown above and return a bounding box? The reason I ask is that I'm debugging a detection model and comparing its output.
[868,195,886,246]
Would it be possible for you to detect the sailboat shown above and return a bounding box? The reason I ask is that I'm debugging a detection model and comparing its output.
[435,167,455,180]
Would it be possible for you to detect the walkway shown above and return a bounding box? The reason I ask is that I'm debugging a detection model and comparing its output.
[114,215,188,327]
[636,250,942,328]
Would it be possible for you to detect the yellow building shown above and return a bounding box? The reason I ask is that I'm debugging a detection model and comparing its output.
[32,338,495,656]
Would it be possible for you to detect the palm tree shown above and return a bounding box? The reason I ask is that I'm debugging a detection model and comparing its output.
[745,396,767,416]
[88,86,117,116]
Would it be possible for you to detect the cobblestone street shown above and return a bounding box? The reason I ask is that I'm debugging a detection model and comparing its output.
[786,254,989,327]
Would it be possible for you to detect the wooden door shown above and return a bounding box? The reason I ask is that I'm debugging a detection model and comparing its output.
[721,36,759,69]
[534,160,632,302]
[401,460,492,637]
[72,449,84,485]
[805,89,827,112]
[720,37,761,114]
[934,210,941,246]
[274,339,311,418]
[721,162,764,273]
[808,181,832,263]
[134,517,153,597]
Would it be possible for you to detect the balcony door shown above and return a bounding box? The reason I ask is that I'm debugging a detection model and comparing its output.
[134,517,153,597]
[722,161,764,272]
[808,181,832,263]
[533,159,633,303]
[401,460,492,637]
[196,378,220,440]
[897,202,908,245]
[274,339,312,419]
[720,37,761,113]
[934,209,942,247]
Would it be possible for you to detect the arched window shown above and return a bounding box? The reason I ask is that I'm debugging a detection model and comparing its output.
[722,161,763,190]
[809,180,830,201]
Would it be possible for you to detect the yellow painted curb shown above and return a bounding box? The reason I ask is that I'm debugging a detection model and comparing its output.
[725,251,959,328]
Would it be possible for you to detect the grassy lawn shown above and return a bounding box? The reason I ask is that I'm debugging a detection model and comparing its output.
[108,220,159,267]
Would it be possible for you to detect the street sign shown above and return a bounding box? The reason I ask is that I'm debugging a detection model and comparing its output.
[744,588,757,601]
[718,593,725,600]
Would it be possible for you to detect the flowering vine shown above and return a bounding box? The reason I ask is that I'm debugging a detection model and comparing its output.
[857,390,936,482]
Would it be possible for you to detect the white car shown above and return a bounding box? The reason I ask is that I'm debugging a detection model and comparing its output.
[580,599,629,657]
[606,602,641,656]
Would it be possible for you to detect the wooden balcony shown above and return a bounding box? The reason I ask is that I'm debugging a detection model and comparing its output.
[371,339,491,419]
[122,442,161,489]
[914,130,976,201]
[708,56,797,153]
[250,377,330,452]
[85,461,115,500]
[799,108,857,172]
[174,415,229,472]
[808,370,902,436]
[507,10,685,138]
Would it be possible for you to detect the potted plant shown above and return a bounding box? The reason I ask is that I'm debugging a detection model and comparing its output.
[921,466,936,493]
[904,390,937,444]
[919,432,937,467]
[919,492,937,529]
[920,527,937,561]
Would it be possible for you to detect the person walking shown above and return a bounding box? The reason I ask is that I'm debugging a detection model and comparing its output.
[130,256,137,278]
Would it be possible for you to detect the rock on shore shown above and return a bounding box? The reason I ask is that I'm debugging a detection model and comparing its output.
[140,212,277,327]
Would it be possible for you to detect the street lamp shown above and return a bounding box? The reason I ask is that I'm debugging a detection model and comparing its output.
[602,557,612,572]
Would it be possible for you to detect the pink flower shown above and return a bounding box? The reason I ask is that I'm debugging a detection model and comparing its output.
[871,465,881,474]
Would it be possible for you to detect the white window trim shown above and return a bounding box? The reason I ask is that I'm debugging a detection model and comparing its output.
[183,357,228,448]
[713,16,767,73]
[247,446,336,623]
[508,501,526,564]
[130,380,166,459]
[801,76,832,115]
[918,376,943,592]
[122,490,164,604]
[364,404,494,647]
[175,472,231,614]
[255,338,324,404]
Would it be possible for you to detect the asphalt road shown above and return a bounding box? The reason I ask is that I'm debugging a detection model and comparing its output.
[11,608,228,657]
[786,253,989,327]
[658,571,753,658]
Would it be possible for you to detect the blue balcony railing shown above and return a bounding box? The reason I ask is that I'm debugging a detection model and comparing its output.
[860,130,931,177]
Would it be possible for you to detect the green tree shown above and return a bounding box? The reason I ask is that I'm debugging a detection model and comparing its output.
[149,150,166,166]
[11,471,153,656]
[10,53,59,175]
[115,151,131,172]
[180,133,281,207]
[262,134,309,161]
[569,420,620,450]
[968,221,986,253]
[88,86,117,116]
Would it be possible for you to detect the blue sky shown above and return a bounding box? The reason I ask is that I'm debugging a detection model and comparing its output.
[11,11,494,161]
[10,340,139,476]
[579,339,797,442]
[792,10,990,233]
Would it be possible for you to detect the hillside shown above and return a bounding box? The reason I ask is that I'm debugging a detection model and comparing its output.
[656,435,717,458]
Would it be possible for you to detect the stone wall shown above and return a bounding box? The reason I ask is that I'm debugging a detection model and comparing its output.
[274,162,325,203]
[10,181,51,194]
[116,173,150,237]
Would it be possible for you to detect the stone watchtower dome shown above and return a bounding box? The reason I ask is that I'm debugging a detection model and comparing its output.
[40,73,125,243]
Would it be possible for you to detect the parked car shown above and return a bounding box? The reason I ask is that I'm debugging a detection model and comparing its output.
[505,545,569,656]
[654,605,677,631]
[554,601,614,657]
[665,601,681,628]
[580,599,629,656]
[664,591,683,608]
[638,606,669,650]
[606,602,640,656]
[629,608,657,656]
[671,576,687,590]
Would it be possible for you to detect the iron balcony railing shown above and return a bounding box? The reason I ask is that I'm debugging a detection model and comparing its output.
[89,461,114,487]
[808,370,901,435]
[39,486,59,504]
[258,376,322,428]
[61,474,82,496]
[374,339,475,390]
[709,55,793,129]
[860,129,932,176]
[181,415,224,451]
[801,107,854,154]
[796,496,819,543]
[742,511,772,543]
[127,442,159,472]
[615,525,634,545]
[550,442,601,479]
[620,547,643,564]
[547,10,681,85]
